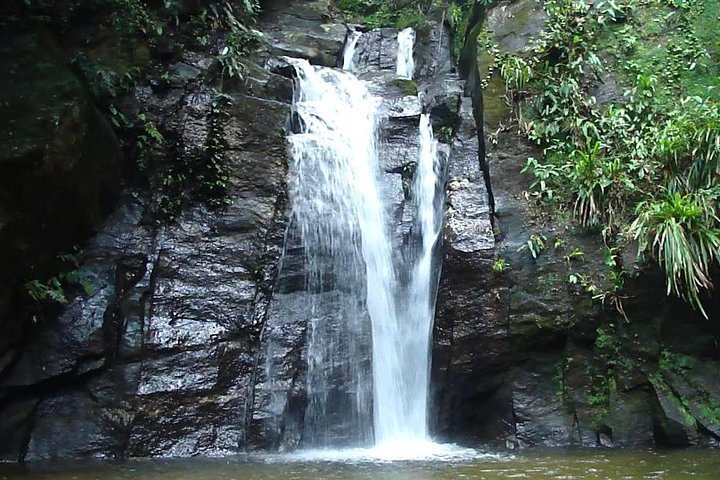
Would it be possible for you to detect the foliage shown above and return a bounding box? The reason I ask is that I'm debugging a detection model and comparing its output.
[437,126,455,144]
[213,2,261,81]
[24,250,93,316]
[135,113,165,171]
[106,0,158,37]
[658,348,696,374]
[563,247,584,264]
[72,55,139,99]
[146,90,232,220]
[518,233,547,259]
[338,0,433,29]
[629,190,720,316]
[490,0,720,317]
[199,90,233,207]
[585,324,631,427]
[492,257,507,273]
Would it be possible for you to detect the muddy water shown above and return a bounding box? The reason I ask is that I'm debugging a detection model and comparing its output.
[2,449,719,479]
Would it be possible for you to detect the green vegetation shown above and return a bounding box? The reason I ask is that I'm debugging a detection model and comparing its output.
[338,0,431,28]
[201,91,233,207]
[586,324,631,426]
[214,1,261,81]
[492,257,507,273]
[658,348,696,374]
[19,0,259,222]
[24,250,93,322]
[478,0,720,317]
[518,232,547,259]
[653,349,720,427]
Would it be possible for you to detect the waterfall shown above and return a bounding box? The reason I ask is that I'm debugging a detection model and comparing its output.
[342,30,362,71]
[280,28,443,453]
[287,58,397,446]
[396,28,415,79]
[371,114,443,446]
[399,114,444,440]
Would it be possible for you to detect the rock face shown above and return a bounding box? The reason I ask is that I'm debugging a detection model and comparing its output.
[1,0,718,463]
[0,0,475,461]
[0,72,292,461]
[430,0,720,451]
[0,1,293,461]
[0,22,123,349]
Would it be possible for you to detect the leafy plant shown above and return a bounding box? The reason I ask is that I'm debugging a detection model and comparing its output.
[24,250,93,313]
[213,2,261,81]
[518,233,547,259]
[338,0,432,29]
[136,113,164,170]
[492,257,507,273]
[629,190,720,317]
[564,247,584,264]
[72,55,138,99]
[492,0,720,316]
[199,90,233,206]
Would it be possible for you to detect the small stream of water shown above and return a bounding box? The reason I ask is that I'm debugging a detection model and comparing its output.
[396,28,415,79]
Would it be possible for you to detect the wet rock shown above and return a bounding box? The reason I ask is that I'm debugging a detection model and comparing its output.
[1,278,110,388]
[650,375,699,446]
[168,63,203,86]
[248,291,308,450]
[25,383,128,461]
[0,398,39,462]
[663,370,720,440]
[127,394,246,458]
[419,73,464,130]
[486,0,548,53]
[0,16,291,457]
[512,359,578,447]
[431,94,504,445]
[598,430,614,448]
[353,28,401,75]
[605,389,655,447]
[0,23,122,351]
[127,341,254,457]
[414,19,454,80]
[260,0,346,66]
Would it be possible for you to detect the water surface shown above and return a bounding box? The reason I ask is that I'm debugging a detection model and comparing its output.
[2,449,719,479]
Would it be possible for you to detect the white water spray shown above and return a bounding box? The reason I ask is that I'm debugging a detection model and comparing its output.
[396,28,415,79]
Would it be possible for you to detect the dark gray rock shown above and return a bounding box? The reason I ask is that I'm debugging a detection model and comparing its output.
[486,0,547,53]
[650,375,699,446]
[0,398,39,462]
[512,359,579,447]
[414,20,454,80]
[431,93,503,445]
[353,28,401,76]
[259,0,346,66]
[0,23,123,353]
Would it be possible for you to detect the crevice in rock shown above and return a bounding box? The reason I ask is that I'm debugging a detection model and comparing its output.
[0,354,107,408]
[470,89,495,220]
[17,397,40,464]
[243,190,289,447]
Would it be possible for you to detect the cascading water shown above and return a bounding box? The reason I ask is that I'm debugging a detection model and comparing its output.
[370,113,444,448]
[277,29,449,457]
[287,58,398,446]
[342,30,362,71]
[396,28,415,79]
